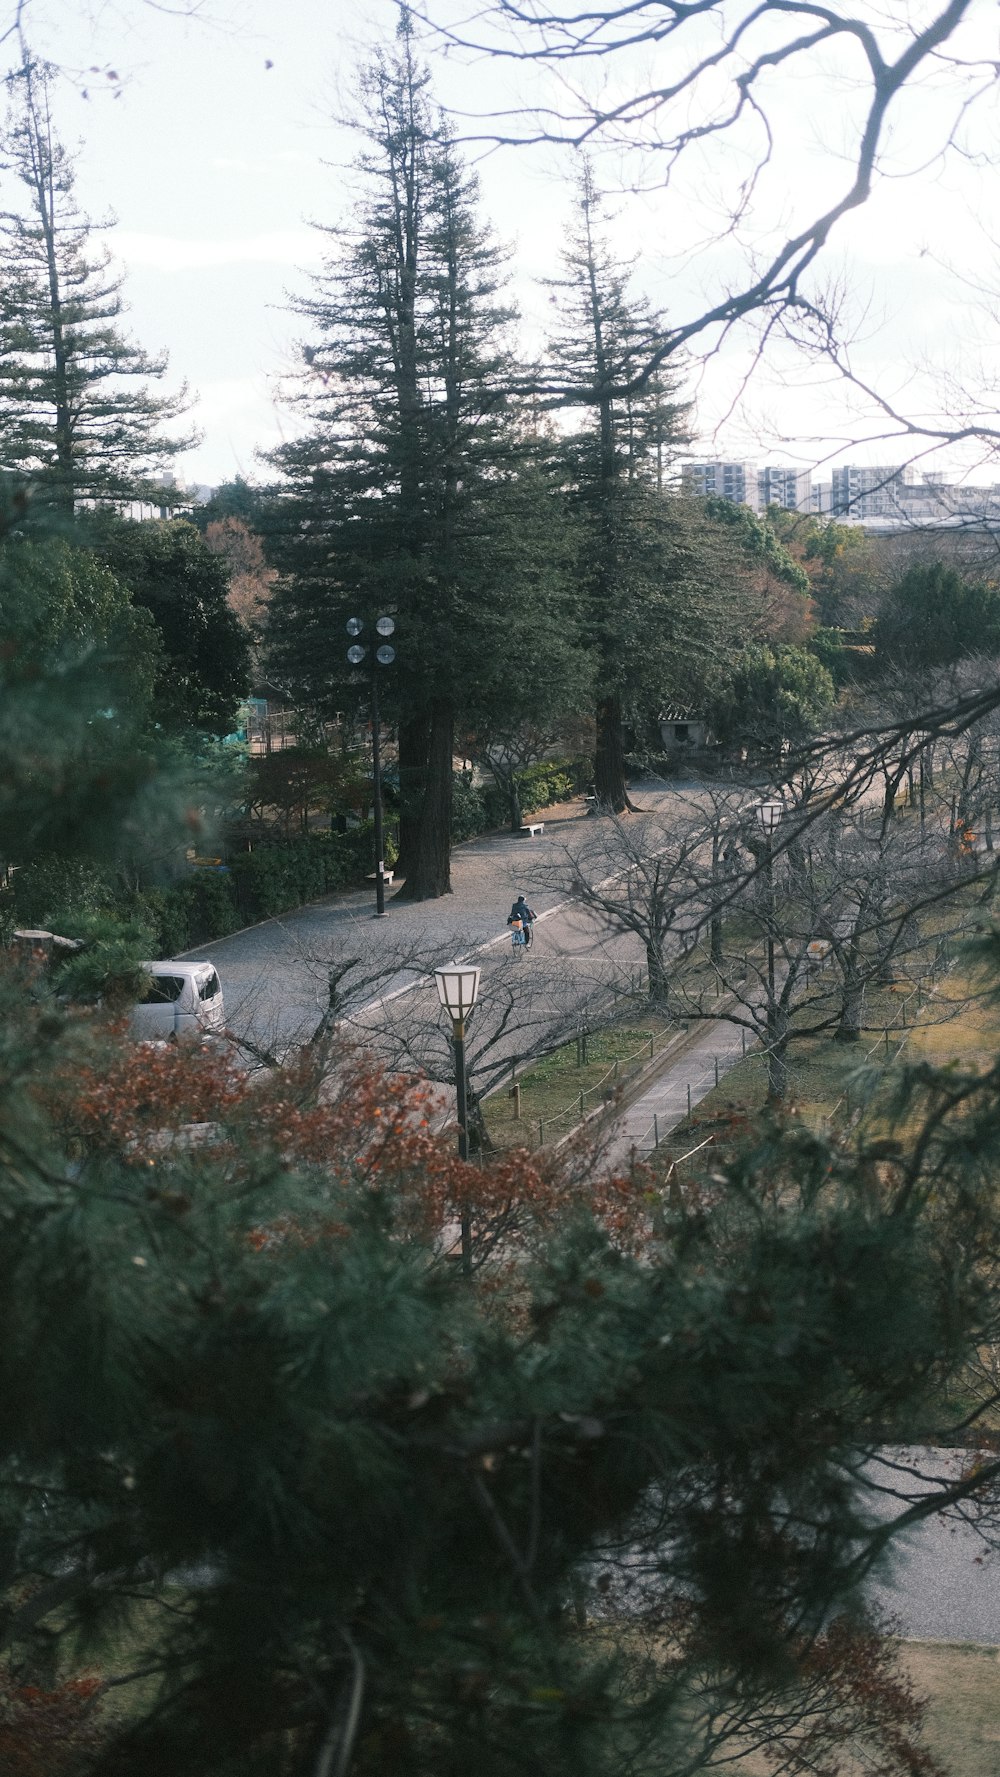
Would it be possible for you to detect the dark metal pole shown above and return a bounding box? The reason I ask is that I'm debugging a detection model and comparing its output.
[453,1017,472,1276]
[766,837,776,1042]
[371,669,386,918]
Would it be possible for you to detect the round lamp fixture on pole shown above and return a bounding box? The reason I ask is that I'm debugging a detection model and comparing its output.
[375,616,396,637]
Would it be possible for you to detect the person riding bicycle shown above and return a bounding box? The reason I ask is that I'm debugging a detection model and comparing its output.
[508,894,537,948]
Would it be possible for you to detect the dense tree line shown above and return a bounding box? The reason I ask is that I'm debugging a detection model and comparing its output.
[261,12,818,896]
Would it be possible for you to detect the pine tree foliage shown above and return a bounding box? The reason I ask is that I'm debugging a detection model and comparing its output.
[0,58,192,511]
[1,960,993,1775]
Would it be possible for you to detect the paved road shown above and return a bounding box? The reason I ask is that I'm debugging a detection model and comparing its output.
[184,791,698,1078]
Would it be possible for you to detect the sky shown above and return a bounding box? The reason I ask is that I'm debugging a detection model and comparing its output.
[13,0,1000,492]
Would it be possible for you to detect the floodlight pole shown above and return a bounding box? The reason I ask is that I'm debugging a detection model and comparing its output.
[371,668,386,918]
[346,615,395,919]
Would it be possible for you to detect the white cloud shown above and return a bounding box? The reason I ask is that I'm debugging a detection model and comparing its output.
[115,231,322,271]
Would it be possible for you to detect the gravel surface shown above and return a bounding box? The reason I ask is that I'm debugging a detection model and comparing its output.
[865,1448,1000,1643]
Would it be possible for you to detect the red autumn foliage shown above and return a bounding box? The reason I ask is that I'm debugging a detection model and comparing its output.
[0,1674,105,1777]
[39,1027,653,1259]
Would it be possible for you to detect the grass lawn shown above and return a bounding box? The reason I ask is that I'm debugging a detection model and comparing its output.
[649,944,1000,1178]
[719,1640,1000,1777]
[483,1018,677,1149]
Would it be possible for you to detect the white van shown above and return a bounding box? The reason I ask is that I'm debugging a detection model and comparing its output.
[130,960,225,1042]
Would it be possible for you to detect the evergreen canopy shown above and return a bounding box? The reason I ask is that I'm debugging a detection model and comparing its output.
[0,58,192,512]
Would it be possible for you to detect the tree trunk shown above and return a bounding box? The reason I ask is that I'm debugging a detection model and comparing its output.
[395,711,429,877]
[507,776,523,832]
[765,1006,790,1102]
[646,939,669,1005]
[835,978,864,1043]
[595,695,635,813]
[710,913,723,969]
[396,699,454,900]
[710,831,724,966]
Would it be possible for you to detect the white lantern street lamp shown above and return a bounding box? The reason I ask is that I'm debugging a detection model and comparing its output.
[434,964,481,1276]
[434,965,481,1026]
[755,801,782,1043]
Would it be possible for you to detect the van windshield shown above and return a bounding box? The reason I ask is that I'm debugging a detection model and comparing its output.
[139,974,185,1005]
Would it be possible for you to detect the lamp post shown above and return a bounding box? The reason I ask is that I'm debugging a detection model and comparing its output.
[346,616,396,917]
[756,799,783,1063]
[434,963,481,1276]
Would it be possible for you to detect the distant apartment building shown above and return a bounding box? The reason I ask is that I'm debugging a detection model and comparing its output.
[684,456,1000,531]
[757,465,812,512]
[682,460,760,508]
[830,464,915,519]
[827,466,1000,530]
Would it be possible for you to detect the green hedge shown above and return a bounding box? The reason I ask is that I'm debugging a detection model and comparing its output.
[158,827,379,949]
[13,825,381,956]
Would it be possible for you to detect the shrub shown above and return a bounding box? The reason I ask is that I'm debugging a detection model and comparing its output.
[151,827,385,951]
[457,759,591,838]
[451,775,488,843]
[12,856,119,929]
[46,909,157,1009]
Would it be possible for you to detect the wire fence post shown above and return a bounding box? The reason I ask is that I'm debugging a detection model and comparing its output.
[741,1030,746,1056]
[648,1034,654,1058]
[579,1091,584,1118]
[687,1083,692,1118]
[653,1113,659,1149]
[538,1119,544,1148]
[714,1056,719,1087]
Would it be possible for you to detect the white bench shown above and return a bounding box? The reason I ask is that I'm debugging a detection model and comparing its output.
[520,822,544,838]
[367,870,395,886]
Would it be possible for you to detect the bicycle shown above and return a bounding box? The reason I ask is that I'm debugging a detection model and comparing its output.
[508,918,527,956]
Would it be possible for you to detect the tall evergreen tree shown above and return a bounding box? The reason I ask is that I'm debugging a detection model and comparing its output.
[266,13,577,898]
[0,57,192,512]
[543,166,698,810]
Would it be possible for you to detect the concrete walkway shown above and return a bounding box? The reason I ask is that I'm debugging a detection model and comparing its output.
[602,1012,752,1168]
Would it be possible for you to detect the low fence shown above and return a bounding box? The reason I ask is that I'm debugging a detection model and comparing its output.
[497,1019,682,1150]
